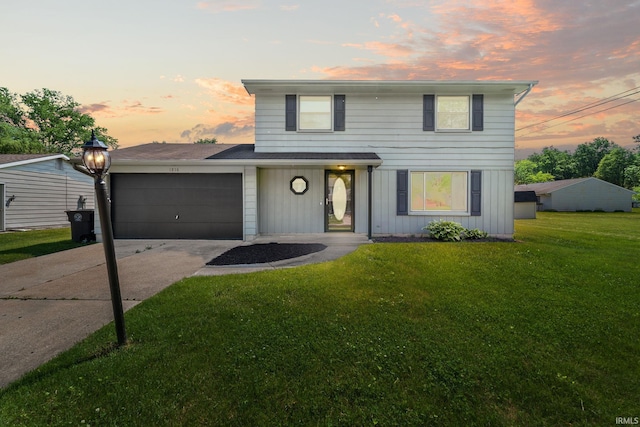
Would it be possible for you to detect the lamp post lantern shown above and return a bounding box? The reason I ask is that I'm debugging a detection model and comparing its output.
[82,130,127,346]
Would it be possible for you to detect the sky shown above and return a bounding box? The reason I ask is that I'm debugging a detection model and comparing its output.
[1,0,639,155]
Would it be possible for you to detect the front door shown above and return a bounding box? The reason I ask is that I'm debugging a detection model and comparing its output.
[326,170,354,232]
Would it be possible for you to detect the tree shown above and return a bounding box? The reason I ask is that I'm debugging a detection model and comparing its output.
[573,137,616,177]
[194,138,217,144]
[515,159,554,184]
[594,147,635,187]
[0,88,26,127]
[0,88,46,154]
[20,88,117,155]
[624,164,640,189]
[0,123,45,154]
[527,146,576,180]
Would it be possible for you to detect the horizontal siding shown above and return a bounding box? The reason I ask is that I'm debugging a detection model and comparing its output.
[0,161,94,229]
[254,93,516,169]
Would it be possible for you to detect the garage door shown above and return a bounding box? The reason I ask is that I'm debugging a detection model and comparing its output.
[111,173,243,239]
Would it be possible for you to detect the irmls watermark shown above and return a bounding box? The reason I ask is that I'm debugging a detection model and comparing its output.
[616,417,639,425]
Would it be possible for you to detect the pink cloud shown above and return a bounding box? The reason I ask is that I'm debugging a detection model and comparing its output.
[194,78,254,106]
[79,100,164,119]
[314,1,640,151]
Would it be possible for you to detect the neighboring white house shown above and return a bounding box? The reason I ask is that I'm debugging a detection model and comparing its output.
[0,154,94,231]
[515,177,634,212]
[104,79,537,240]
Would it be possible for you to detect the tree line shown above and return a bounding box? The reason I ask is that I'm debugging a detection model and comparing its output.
[515,136,640,192]
[0,87,118,156]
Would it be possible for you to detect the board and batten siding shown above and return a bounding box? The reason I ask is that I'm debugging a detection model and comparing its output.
[371,169,514,238]
[0,159,94,230]
[258,168,369,234]
[243,166,258,239]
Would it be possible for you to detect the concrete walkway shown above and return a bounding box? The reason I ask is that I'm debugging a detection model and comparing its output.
[0,234,368,389]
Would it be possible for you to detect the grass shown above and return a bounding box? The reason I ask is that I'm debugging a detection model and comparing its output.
[1,212,638,425]
[0,228,90,265]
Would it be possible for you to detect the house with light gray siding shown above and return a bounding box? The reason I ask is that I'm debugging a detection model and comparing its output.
[515,177,634,212]
[104,79,537,240]
[0,154,94,231]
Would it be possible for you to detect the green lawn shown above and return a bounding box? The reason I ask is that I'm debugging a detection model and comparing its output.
[0,228,90,265]
[1,212,638,425]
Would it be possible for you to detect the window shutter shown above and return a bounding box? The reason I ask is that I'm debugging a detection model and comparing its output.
[397,170,409,215]
[285,95,296,131]
[334,95,345,131]
[423,95,435,131]
[472,94,483,131]
[470,170,482,216]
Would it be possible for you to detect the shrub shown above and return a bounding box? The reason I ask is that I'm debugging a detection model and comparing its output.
[423,221,489,242]
[464,228,488,240]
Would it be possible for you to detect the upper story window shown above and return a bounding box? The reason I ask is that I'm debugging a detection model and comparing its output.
[436,96,470,130]
[299,96,332,130]
[286,94,345,132]
[424,94,483,132]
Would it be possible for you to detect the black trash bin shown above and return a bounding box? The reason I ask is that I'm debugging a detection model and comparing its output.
[65,210,96,242]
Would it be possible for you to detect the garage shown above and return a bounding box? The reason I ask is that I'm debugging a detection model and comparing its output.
[110,173,243,239]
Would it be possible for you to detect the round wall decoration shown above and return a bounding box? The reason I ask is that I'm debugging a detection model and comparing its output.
[290,176,309,195]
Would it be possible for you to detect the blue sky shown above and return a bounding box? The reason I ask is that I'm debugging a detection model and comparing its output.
[1,0,639,152]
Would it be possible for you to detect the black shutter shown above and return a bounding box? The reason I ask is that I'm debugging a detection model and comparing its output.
[472,94,483,131]
[334,95,345,131]
[285,95,296,131]
[397,170,409,215]
[423,95,435,131]
[470,170,482,216]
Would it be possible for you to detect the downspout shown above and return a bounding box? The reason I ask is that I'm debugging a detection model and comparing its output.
[367,165,373,240]
[514,83,535,107]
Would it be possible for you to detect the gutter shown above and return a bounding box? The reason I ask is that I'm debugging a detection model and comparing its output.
[514,82,536,107]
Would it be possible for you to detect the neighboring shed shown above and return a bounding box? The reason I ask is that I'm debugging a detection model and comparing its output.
[515,177,634,212]
[0,154,94,231]
[514,190,537,219]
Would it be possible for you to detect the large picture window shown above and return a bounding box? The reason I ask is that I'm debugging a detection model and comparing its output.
[436,96,470,130]
[299,95,332,130]
[411,171,468,212]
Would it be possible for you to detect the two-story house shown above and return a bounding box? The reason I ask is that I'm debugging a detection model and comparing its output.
[106,79,537,241]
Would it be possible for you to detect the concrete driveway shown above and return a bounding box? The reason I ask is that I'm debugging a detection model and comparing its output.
[0,234,368,388]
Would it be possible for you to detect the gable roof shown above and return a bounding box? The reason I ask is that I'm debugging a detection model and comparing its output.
[0,154,69,169]
[515,177,635,195]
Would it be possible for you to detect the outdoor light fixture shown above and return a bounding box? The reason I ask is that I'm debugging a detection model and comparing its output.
[82,130,127,346]
[82,130,111,177]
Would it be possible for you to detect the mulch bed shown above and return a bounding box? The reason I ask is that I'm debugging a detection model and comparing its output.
[207,243,327,266]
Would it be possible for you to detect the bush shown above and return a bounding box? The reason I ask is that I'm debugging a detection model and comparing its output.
[423,220,487,242]
[464,228,488,240]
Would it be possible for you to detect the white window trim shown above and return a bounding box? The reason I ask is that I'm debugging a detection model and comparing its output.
[435,95,471,132]
[409,170,471,215]
[298,95,334,132]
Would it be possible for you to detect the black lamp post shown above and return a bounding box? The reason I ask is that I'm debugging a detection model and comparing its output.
[82,130,127,346]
